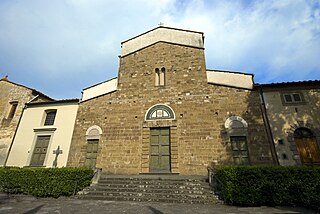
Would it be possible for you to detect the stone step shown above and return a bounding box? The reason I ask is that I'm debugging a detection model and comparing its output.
[97,179,210,186]
[99,176,206,181]
[78,175,219,204]
[78,194,215,204]
[84,191,213,199]
[98,178,207,185]
[93,182,211,190]
[84,186,212,195]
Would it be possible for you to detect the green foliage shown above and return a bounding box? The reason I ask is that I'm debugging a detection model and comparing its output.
[0,167,93,198]
[215,166,320,208]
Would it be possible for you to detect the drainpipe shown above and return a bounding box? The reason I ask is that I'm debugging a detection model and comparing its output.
[3,104,26,166]
[259,86,279,165]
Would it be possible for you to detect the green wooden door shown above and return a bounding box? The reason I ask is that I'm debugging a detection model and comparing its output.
[230,136,249,165]
[30,135,51,166]
[85,139,99,168]
[150,128,171,172]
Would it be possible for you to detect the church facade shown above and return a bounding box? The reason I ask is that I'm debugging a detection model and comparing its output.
[66,27,276,175]
[1,26,319,174]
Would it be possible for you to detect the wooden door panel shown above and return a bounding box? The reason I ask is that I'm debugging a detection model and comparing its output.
[161,145,170,155]
[150,135,159,144]
[296,138,320,165]
[150,156,159,170]
[150,145,159,155]
[149,128,171,172]
[161,156,170,170]
[296,139,309,164]
[85,140,99,168]
[30,135,50,166]
[308,139,320,163]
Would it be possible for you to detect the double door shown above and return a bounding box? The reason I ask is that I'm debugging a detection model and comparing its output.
[150,128,171,172]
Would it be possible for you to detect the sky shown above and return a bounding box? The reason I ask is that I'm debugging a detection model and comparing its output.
[0,0,319,99]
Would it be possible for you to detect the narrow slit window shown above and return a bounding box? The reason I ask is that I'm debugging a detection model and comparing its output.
[160,67,165,86]
[155,67,165,86]
[155,68,160,86]
[8,101,18,119]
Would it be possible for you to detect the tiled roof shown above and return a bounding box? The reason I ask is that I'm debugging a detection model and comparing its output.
[255,80,320,88]
[0,78,54,101]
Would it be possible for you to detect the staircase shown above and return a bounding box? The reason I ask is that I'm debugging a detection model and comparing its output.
[77,174,220,204]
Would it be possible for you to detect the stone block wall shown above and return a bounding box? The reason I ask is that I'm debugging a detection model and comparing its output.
[263,87,320,166]
[67,42,274,175]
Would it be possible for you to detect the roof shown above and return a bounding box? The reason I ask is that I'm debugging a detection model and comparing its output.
[206,70,254,90]
[120,26,205,57]
[81,78,118,102]
[121,26,204,45]
[0,78,54,101]
[255,80,320,89]
[206,69,254,76]
[26,98,79,107]
[82,77,117,90]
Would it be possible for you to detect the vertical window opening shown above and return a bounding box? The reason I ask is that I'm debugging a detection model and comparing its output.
[160,67,165,86]
[8,101,18,119]
[155,68,160,86]
[155,67,165,86]
[44,110,57,126]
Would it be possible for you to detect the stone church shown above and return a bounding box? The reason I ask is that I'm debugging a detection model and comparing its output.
[66,26,276,175]
[1,26,319,174]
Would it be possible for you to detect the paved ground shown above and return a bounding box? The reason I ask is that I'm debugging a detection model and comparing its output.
[0,194,318,214]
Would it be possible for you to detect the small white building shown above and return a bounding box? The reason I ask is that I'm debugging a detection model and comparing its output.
[6,99,79,167]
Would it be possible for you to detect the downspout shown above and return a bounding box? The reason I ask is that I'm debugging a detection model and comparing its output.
[259,86,279,165]
[4,104,26,166]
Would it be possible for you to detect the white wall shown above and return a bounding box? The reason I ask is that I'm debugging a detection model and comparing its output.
[207,70,253,89]
[82,78,117,102]
[6,102,78,167]
[121,27,204,56]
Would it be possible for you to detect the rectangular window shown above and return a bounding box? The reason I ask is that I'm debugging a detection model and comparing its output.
[292,93,301,102]
[284,94,292,102]
[8,101,18,119]
[44,110,57,126]
[282,92,304,104]
[230,136,249,165]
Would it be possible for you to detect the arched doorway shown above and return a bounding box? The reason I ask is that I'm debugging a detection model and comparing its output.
[294,128,320,166]
[225,116,250,165]
[85,126,102,169]
[145,104,175,172]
